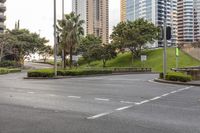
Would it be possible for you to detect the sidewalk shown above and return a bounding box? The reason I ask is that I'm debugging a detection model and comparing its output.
[154,78,200,86]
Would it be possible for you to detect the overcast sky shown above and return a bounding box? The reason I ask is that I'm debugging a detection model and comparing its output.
[5,0,120,45]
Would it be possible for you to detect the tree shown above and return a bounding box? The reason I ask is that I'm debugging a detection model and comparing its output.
[0,32,17,62]
[110,22,127,52]
[100,44,117,67]
[8,29,48,65]
[38,45,53,62]
[111,18,159,64]
[82,43,117,67]
[192,40,200,48]
[57,12,84,68]
[78,34,102,65]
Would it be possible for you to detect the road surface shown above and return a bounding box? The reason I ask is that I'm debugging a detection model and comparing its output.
[0,72,199,133]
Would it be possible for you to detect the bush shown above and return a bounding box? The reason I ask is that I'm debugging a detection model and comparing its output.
[159,72,164,79]
[27,69,112,78]
[0,61,21,68]
[165,72,192,82]
[28,69,54,78]
[0,68,9,75]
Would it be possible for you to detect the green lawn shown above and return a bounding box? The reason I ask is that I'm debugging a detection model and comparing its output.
[81,48,200,72]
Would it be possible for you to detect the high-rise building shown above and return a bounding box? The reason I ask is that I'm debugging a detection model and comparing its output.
[177,0,195,44]
[120,0,126,22]
[125,0,177,47]
[72,0,109,44]
[0,0,6,33]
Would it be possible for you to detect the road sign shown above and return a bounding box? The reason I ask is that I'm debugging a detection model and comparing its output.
[176,47,179,57]
[141,55,147,62]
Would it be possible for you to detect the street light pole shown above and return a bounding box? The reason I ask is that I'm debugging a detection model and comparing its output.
[163,0,167,79]
[53,0,57,76]
[62,0,65,69]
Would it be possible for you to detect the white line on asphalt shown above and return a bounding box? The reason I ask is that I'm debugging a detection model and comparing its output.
[68,96,81,99]
[95,98,110,101]
[135,100,150,105]
[116,105,133,111]
[150,96,161,101]
[27,92,35,94]
[87,112,112,120]
[87,86,194,120]
[161,93,170,97]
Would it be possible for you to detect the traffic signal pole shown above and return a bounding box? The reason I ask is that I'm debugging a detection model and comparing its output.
[163,0,167,79]
[54,0,57,76]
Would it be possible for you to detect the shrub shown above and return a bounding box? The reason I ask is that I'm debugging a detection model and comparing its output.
[0,68,9,75]
[159,72,164,79]
[165,72,192,82]
[27,69,112,78]
[27,69,54,78]
[0,61,21,68]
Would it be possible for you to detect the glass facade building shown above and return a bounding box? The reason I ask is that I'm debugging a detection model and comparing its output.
[126,0,176,47]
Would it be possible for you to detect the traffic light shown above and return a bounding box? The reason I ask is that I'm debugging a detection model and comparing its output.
[159,26,171,40]
[166,26,171,40]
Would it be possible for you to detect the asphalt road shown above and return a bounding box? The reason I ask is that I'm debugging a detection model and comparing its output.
[0,72,200,133]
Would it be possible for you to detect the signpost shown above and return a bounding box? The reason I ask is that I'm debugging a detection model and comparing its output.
[141,55,147,67]
[176,47,179,68]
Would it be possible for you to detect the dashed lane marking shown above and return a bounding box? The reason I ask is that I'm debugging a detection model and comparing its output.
[87,86,194,120]
[115,105,133,111]
[68,96,81,99]
[27,92,35,94]
[95,98,110,101]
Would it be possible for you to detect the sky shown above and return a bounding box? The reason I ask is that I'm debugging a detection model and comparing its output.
[5,0,120,45]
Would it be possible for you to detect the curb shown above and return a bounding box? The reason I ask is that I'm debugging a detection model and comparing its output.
[24,72,158,80]
[154,78,200,86]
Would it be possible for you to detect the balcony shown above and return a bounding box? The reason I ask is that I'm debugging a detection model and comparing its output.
[0,22,5,30]
[0,0,6,3]
[0,4,6,12]
[0,14,5,21]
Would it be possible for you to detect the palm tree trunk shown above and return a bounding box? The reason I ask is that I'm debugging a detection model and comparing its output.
[0,45,3,62]
[69,46,73,68]
[63,46,67,69]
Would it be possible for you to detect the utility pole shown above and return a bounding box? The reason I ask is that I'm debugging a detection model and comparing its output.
[62,0,65,69]
[163,0,167,79]
[53,0,57,76]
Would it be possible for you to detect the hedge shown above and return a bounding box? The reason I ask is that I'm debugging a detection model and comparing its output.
[163,72,192,82]
[0,68,21,75]
[0,61,21,68]
[0,68,9,75]
[27,69,113,78]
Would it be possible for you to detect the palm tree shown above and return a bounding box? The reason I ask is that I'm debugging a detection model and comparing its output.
[58,12,84,68]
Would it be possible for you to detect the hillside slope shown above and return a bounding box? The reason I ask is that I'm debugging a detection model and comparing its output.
[84,48,200,72]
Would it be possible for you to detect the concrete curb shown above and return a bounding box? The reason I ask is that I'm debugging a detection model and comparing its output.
[154,78,200,86]
[24,72,158,80]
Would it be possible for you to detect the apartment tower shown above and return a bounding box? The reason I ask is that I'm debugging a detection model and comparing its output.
[0,0,6,33]
[72,0,109,44]
[120,0,126,22]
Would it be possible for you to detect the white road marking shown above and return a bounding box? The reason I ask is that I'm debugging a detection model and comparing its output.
[87,86,194,120]
[116,105,133,111]
[87,112,111,120]
[170,91,177,94]
[49,94,56,97]
[150,96,161,101]
[68,96,81,99]
[135,100,149,105]
[27,92,35,94]
[95,98,110,101]
[161,93,170,97]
